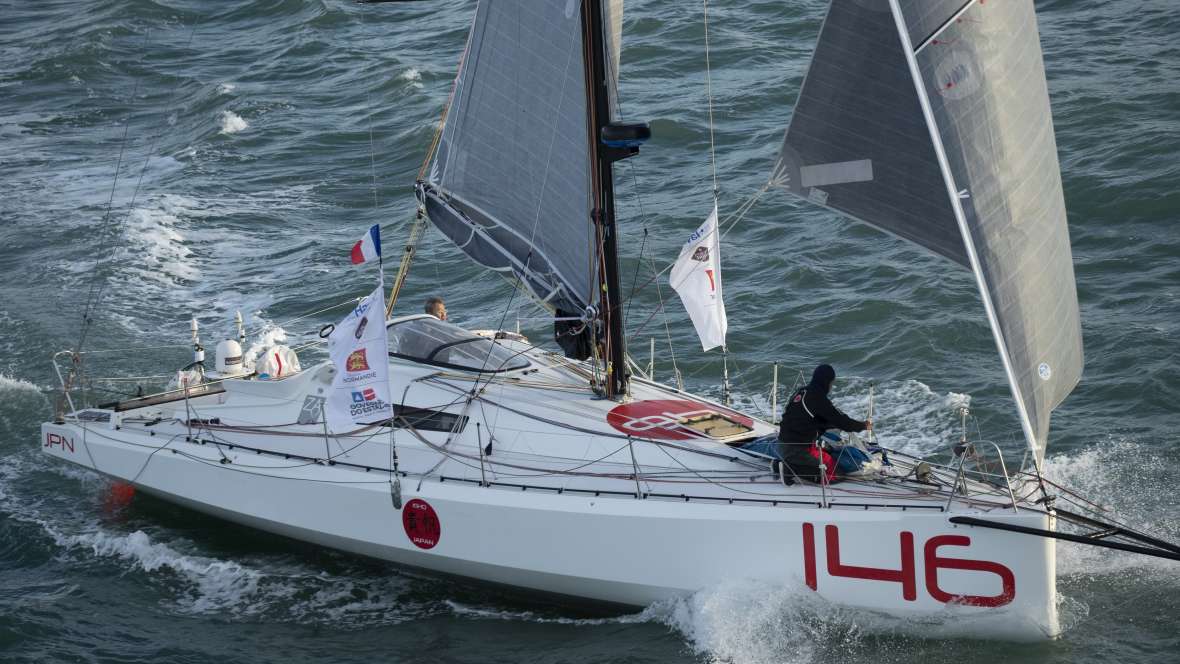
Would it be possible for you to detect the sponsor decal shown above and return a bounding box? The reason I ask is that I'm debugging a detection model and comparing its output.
[606,399,754,440]
[341,370,377,384]
[224,355,242,366]
[354,316,369,340]
[44,432,75,453]
[402,498,441,549]
[297,395,325,425]
[346,349,371,372]
[691,246,710,262]
[348,388,387,418]
[802,523,1016,608]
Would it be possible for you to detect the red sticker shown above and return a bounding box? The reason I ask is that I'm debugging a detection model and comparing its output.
[402,498,441,549]
[606,399,754,440]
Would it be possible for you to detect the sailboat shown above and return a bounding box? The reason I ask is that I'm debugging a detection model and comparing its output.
[41,0,1180,641]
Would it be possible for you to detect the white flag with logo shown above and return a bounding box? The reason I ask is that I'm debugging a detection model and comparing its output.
[670,202,727,351]
[326,285,393,432]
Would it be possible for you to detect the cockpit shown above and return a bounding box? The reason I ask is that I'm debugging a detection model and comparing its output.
[386,315,530,373]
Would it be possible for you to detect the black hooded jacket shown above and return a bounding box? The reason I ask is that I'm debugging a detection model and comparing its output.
[778,365,867,453]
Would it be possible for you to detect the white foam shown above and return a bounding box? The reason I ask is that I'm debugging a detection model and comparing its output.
[0,373,42,394]
[445,601,646,626]
[1043,439,1180,577]
[82,186,324,338]
[49,526,265,613]
[400,67,423,89]
[118,197,201,287]
[218,82,236,95]
[219,110,248,134]
[833,379,970,456]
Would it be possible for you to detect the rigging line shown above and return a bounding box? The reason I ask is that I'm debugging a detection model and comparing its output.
[623,224,648,330]
[434,380,760,467]
[76,27,154,367]
[702,0,719,198]
[140,296,359,339]
[618,181,770,309]
[81,20,201,349]
[399,420,643,480]
[624,161,680,385]
[358,5,381,210]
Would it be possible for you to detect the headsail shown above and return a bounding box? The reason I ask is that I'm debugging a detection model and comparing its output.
[772,1,967,263]
[420,1,600,315]
[775,0,1082,462]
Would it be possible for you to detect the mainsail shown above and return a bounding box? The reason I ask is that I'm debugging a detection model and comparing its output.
[420,1,624,316]
[775,0,1083,462]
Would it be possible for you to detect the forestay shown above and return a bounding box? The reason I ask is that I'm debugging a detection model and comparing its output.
[774,0,1082,461]
[421,1,605,314]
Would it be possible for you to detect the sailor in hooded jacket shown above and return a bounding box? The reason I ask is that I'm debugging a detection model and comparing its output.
[776,364,869,482]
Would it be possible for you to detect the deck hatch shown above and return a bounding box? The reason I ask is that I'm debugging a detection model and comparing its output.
[678,412,754,439]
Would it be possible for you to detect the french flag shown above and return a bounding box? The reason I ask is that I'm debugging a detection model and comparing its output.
[350,224,381,265]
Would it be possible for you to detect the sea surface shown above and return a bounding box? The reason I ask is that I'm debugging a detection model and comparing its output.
[2,1,1178,662]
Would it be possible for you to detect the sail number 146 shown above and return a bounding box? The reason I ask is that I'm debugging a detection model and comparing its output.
[802,523,1016,607]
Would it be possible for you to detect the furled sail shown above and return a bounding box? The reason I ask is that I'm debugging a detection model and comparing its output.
[421,1,600,314]
[775,0,1083,462]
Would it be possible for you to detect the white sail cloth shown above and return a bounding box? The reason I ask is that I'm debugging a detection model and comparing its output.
[670,203,727,351]
[326,285,393,433]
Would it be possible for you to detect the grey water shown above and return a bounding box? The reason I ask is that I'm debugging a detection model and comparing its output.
[1,1,1178,662]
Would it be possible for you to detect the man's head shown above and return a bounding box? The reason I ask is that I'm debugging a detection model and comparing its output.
[810,364,836,393]
[424,296,447,321]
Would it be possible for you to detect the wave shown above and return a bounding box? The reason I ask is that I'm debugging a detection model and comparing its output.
[1043,439,1180,576]
[730,377,970,457]
[0,373,44,394]
[219,110,248,134]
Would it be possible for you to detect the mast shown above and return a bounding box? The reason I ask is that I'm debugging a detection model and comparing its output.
[582,0,647,399]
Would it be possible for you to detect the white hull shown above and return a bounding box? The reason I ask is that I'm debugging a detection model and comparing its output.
[41,329,1060,640]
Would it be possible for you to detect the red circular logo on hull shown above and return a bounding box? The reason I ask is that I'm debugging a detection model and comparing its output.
[606,399,754,440]
[402,498,441,549]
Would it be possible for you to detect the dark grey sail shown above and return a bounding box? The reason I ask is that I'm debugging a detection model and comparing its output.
[421,1,599,314]
[909,0,1083,460]
[775,0,1082,461]
[772,1,968,264]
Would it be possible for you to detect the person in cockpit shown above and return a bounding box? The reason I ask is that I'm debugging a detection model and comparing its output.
[775,364,870,484]
[424,296,447,321]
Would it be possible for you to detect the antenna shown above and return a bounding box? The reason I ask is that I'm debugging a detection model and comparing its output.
[235,310,245,344]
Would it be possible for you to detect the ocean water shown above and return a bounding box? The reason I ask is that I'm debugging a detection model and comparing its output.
[1,1,1178,662]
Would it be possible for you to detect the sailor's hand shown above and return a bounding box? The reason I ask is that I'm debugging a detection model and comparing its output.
[864,419,873,431]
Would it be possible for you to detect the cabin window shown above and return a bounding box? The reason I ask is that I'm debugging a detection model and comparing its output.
[387,316,529,373]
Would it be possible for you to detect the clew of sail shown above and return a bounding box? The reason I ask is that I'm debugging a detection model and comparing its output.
[420,1,624,316]
[774,0,1082,463]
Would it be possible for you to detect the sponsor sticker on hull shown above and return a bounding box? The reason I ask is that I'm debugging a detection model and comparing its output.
[403,498,441,550]
[802,523,1016,608]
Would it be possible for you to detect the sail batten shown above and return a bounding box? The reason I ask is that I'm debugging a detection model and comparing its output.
[898,0,972,48]
[777,0,1083,461]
